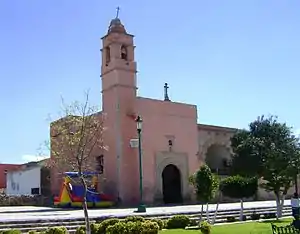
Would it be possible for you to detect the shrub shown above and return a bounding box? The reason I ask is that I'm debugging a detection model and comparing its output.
[75,224,100,234]
[250,213,260,220]
[28,231,37,234]
[166,215,190,229]
[162,219,168,229]
[242,215,247,221]
[220,176,258,200]
[125,216,145,223]
[44,227,68,234]
[97,218,120,234]
[199,221,211,234]
[106,222,127,234]
[105,221,159,234]
[189,165,219,204]
[141,221,159,234]
[150,219,164,230]
[126,221,143,233]
[1,230,21,234]
[91,223,101,234]
[75,226,85,234]
[226,216,236,222]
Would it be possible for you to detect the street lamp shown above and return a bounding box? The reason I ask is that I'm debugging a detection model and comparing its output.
[292,162,299,218]
[293,161,299,197]
[295,174,299,197]
[136,115,146,213]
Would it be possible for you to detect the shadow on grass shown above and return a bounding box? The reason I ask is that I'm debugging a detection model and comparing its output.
[260,219,290,224]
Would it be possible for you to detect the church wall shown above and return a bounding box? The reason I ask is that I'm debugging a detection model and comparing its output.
[136,97,199,203]
[102,87,131,199]
[196,126,296,201]
[197,125,235,171]
[117,103,140,204]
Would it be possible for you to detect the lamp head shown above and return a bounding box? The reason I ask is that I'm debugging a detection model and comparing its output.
[135,115,143,130]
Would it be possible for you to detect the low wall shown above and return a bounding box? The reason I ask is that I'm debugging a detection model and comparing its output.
[0,193,51,206]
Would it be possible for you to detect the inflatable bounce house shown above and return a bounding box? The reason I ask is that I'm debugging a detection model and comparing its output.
[53,171,114,208]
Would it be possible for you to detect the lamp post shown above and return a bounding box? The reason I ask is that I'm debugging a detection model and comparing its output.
[136,115,146,213]
[293,160,299,197]
[295,174,299,197]
[292,163,299,219]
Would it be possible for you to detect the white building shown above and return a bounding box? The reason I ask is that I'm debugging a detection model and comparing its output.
[5,159,50,196]
[6,165,42,196]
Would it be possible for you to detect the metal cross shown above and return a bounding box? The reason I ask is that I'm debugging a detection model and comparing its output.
[116,6,120,18]
[164,83,170,101]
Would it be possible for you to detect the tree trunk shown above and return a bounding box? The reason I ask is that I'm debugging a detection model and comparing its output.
[80,176,91,234]
[240,199,244,221]
[206,203,210,223]
[211,202,219,224]
[280,195,285,217]
[200,203,204,222]
[275,193,285,219]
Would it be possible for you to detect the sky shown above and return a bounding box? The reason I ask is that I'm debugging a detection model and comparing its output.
[0,0,300,163]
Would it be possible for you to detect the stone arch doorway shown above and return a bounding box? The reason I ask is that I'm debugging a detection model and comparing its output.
[205,144,231,175]
[162,164,183,204]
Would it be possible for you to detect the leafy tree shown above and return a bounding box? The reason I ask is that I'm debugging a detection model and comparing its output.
[189,164,219,222]
[220,175,258,220]
[230,115,300,218]
[230,130,262,176]
[46,92,106,234]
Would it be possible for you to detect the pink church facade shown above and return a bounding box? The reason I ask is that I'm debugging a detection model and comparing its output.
[51,16,239,205]
[98,17,237,204]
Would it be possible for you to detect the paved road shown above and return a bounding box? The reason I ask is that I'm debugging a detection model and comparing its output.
[0,200,291,222]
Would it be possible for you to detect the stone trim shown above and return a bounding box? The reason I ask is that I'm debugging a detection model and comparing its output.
[154,151,189,201]
[198,124,237,133]
[199,135,233,162]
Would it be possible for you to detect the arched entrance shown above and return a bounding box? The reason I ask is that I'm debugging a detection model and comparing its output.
[162,164,182,204]
[205,144,231,175]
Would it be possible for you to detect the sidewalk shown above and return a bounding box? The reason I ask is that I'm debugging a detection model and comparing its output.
[0,206,62,214]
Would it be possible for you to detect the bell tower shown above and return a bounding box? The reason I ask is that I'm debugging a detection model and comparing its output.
[101,17,137,94]
[100,13,139,203]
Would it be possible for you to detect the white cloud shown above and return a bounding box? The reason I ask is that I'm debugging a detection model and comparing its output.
[21,155,49,162]
[295,129,300,137]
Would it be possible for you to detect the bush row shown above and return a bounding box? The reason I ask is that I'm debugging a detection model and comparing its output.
[6,212,279,234]
[75,215,192,234]
[0,215,196,234]
[83,216,211,234]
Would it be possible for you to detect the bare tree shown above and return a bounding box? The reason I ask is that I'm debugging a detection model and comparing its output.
[47,91,106,234]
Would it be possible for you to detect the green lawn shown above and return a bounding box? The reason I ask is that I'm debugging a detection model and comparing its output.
[161,219,293,234]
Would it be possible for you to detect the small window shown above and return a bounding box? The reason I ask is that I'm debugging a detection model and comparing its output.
[121,45,127,60]
[31,188,40,195]
[106,47,110,64]
[96,155,104,174]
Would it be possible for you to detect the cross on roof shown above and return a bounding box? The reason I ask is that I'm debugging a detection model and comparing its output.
[116,6,120,18]
[164,83,170,101]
